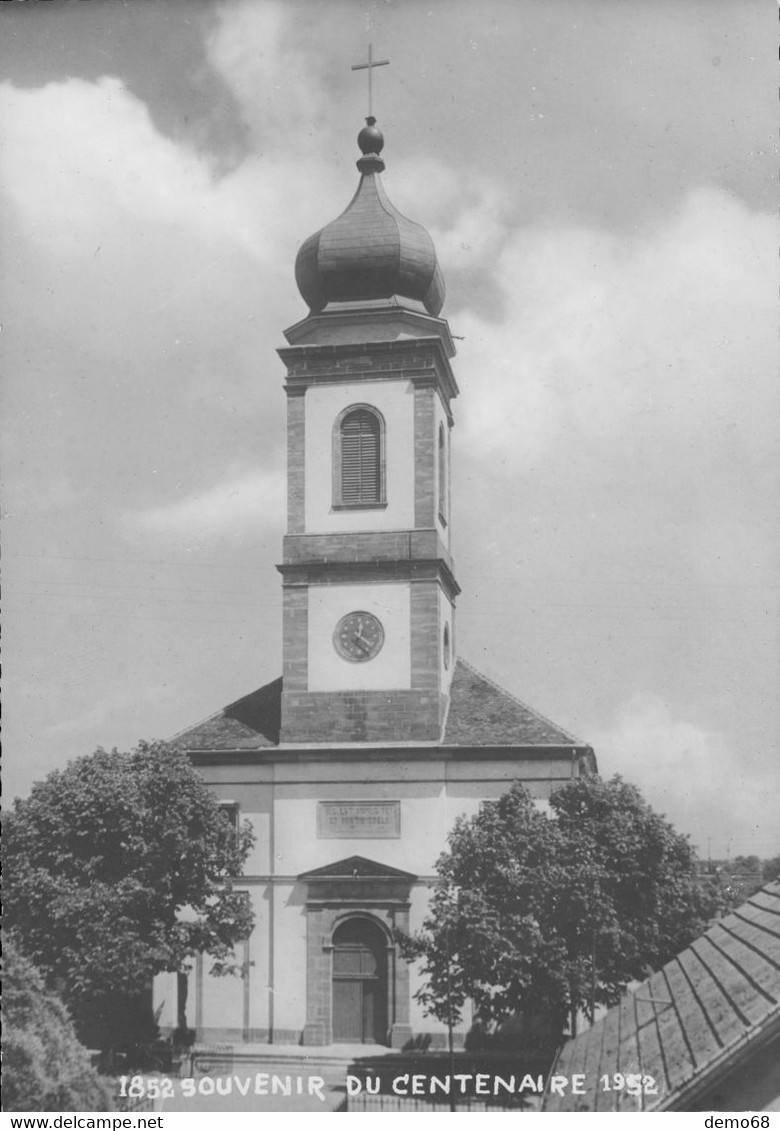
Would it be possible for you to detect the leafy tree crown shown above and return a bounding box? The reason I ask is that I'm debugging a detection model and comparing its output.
[3,742,255,1042]
[399,774,719,1037]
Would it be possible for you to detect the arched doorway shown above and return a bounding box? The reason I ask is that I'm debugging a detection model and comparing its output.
[331,917,388,1044]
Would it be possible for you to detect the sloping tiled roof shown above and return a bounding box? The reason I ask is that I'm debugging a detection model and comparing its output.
[173,659,584,752]
[172,676,282,751]
[443,659,584,747]
[543,882,780,1112]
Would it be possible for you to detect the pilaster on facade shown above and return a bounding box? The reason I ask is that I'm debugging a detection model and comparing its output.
[285,388,306,535]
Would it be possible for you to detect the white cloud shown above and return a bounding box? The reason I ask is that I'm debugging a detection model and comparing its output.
[456,187,777,472]
[207,0,323,139]
[121,468,285,543]
[389,158,510,273]
[0,78,228,250]
[593,692,768,857]
[1,72,349,294]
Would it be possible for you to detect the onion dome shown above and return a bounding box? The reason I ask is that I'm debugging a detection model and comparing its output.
[295,118,445,317]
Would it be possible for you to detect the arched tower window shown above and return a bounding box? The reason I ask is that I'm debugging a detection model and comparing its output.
[334,405,386,508]
[438,422,448,525]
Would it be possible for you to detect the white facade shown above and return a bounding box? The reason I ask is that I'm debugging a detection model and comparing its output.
[155,754,572,1046]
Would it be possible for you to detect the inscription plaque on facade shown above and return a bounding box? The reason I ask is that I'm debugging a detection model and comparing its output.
[317,800,401,838]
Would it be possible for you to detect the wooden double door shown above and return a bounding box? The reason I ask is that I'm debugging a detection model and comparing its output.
[332,918,388,1044]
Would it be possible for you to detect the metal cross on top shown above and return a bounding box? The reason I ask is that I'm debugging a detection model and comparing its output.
[351,43,389,118]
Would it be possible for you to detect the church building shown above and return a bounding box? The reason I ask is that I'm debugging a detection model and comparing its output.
[155,113,596,1050]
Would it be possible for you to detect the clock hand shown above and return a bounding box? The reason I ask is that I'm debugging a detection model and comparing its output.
[352,634,370,654]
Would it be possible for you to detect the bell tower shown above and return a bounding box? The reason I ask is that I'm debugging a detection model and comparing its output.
[277,118,459,745]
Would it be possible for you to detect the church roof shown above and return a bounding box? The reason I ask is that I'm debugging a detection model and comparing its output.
[294,118,445,317]
[443,658,583,747]
[172,676,282,751]
[171,659,585,753]
[542,881,780,1112]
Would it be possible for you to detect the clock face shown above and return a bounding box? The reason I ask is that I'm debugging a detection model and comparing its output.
[333,611,385,663]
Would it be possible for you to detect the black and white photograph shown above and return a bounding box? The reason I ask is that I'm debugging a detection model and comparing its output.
[2,0,778,1119]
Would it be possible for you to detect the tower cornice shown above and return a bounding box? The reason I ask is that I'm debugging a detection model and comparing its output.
[283,305,456,357]
[278,335,459,409]
[280,528,453,569]
[276,556,461,603]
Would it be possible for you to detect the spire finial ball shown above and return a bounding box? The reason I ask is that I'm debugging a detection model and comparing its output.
[358,116,384,155]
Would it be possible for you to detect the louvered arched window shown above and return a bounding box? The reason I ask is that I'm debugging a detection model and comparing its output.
[334,405,386,507]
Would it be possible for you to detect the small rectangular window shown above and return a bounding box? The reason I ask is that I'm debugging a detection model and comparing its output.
[218,802,239,836]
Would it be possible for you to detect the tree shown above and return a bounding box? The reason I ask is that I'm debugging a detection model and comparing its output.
[762,855,780,883]
[2,935,113,1112]
[399,775,719,1042]
[3,743,254,1052]
[733,855,761,874]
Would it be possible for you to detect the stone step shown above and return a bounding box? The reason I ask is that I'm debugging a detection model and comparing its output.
[184,1042,401,1080]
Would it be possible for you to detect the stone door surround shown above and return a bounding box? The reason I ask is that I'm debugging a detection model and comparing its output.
[298,856,416,1048]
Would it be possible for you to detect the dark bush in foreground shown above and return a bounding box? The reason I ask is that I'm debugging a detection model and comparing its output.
[2,937,113,1112]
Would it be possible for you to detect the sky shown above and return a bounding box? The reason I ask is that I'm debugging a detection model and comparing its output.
[1,0,777,859]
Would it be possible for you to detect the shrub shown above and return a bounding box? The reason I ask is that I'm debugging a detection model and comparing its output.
[2,937,113,1112]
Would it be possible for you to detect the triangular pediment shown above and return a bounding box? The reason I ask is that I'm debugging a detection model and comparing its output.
[298,855,416,883]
